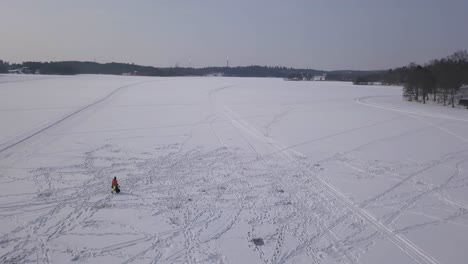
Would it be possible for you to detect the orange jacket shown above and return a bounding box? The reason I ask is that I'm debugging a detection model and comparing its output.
[112,178,118,187]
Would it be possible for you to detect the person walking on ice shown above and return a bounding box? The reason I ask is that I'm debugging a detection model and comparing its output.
[112,177,120,193]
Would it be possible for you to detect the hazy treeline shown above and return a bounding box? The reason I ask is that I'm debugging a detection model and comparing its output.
[0,60,322,77]
[357,51,468,107]
[0,59,380,80]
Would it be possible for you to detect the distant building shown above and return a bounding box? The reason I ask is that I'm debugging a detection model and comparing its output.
[285,73,326,81]
[8,67,30,74]
[313,74,326,81]
[205,72,224,77]
[458,85,468,96]
[122,71,138,76]
[458,85,468,107]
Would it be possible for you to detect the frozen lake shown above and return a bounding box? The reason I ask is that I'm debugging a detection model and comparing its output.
[1,75,468,263]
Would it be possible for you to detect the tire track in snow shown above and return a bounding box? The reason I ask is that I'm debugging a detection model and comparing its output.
[271,115,404,154]
[352,96,468,235]
[324,152,468,262]
[226,106,367,263]
[223,106,440,264]
[356,96,468,123]
[0,79,159,155]
[226,107,363,264]
[384,158,465,226]
[354,98,468,228]
[208,84,237,147]
[224,107,334,264]
[357,150,467,208]
[263,107,293,137]
[340,151,468,222]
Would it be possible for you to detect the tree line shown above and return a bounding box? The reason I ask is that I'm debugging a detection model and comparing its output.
[0,59,381,80]
[0,60,322,77]
[0,60,10,73]
[358,51,468,107]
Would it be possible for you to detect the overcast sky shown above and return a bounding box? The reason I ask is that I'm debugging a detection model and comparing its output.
[1,0,467,70]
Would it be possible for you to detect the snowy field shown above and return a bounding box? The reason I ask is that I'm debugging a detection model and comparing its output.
[1,74,468,264]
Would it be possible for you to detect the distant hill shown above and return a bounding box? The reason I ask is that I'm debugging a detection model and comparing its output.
[0,59,379,80]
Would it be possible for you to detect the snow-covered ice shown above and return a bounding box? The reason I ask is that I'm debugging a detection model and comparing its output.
[1,75,468,263]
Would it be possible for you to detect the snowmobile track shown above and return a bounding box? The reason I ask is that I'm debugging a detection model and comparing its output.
[0,80,157,155]
[223,105,440,264]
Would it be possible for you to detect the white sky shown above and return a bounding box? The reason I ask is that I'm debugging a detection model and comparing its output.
[1,0,467,70]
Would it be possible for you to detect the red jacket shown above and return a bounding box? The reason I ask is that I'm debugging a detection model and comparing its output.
[112,178,118,187]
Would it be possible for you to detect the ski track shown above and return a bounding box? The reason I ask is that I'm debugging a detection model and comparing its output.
[0,79,160,155]
[226,107,362,263]
[222,105,441,264]
[356,96,468,123]
[1,79,468,263]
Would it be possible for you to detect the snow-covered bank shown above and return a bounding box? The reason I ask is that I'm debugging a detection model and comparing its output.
[1,76,467,263]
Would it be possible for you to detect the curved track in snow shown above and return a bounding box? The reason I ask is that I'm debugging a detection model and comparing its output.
[356,96,468,122]
[0,80,156,155]
[2,78,468,263]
